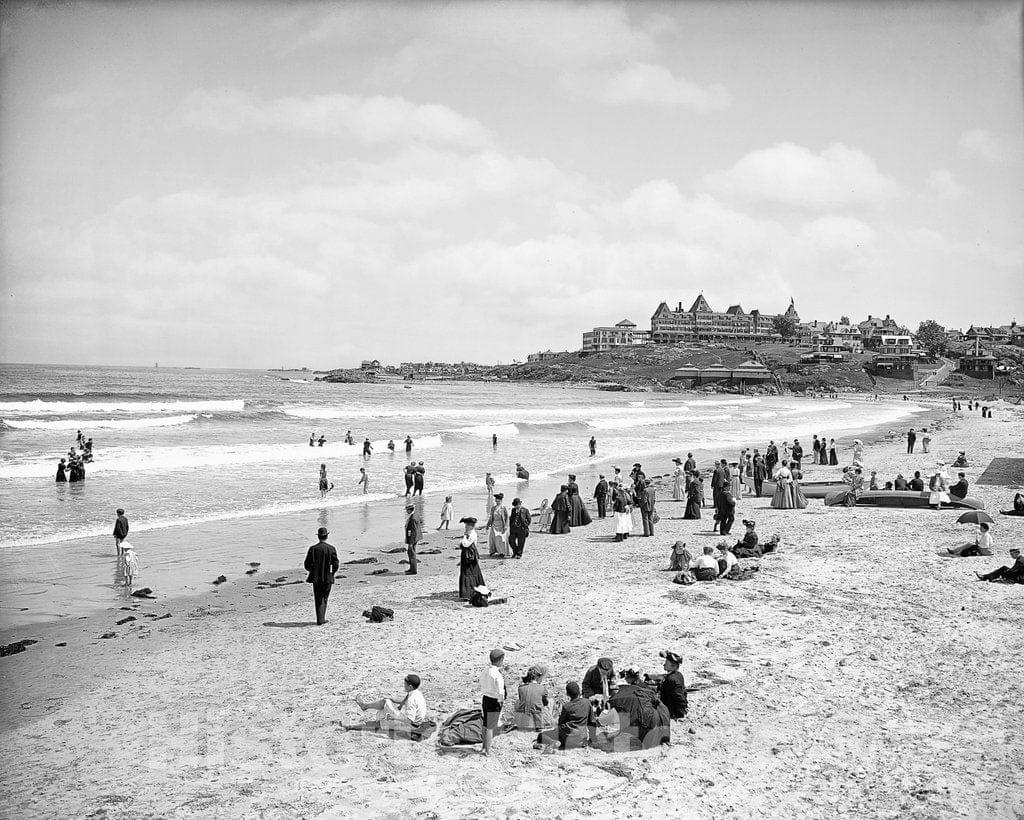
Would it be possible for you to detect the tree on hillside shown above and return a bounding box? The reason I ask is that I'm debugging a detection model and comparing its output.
[772,314,798,340]
[916,320,948,356]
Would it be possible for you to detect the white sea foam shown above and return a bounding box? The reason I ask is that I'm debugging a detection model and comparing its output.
[0,434,445,478]
[0,492,398,550]
[587,413,726,430]
[279,403,706,422]
[0,399,244,416]
[3,414,197,431]
[449,423,520,437]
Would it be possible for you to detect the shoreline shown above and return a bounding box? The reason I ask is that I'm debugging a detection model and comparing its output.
[1,401,1022,818]
[0,399,949,636]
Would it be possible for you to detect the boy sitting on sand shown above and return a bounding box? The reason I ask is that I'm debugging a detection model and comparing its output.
[353,674,427,732]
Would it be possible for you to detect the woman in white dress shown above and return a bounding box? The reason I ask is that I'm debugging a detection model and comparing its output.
[672,460,686,501]
[729,462,742,498]
[851,440,864,468]
[928,464,951,510]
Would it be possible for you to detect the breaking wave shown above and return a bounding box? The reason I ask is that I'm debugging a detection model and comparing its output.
[2,414,197,431]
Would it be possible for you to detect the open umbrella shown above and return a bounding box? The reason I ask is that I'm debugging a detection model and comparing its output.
[957,510,994,526]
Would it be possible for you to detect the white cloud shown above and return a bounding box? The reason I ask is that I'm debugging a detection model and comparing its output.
[957,128,1005,163]
[294,2,658,70]
[925,169,965,201]
[701,142,901,210]
[178,89,492,149]
[564,62,729,109]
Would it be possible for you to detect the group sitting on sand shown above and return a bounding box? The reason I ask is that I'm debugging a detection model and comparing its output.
[342,648,690,755]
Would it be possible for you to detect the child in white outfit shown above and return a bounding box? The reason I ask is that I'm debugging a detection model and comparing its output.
[122,544,139,587]
[438,496,454,530]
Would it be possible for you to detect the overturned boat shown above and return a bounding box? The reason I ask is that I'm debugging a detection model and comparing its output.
[744,476,847,500]
[824,490,986,510]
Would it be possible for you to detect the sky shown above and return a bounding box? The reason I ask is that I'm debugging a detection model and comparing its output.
[1,0,1021,369]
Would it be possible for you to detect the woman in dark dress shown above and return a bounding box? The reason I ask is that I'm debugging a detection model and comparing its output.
[828,439,838,466]
[603,669,671,751]
[550,486,571,533]
[458,518,485,600]
[566,474,592,527]
[55,459,67,482]
[683,473,702,519]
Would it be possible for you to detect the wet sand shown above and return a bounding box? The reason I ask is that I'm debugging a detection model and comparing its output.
[2,400,1022,818]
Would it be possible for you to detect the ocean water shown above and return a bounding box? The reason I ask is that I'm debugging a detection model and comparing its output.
[0,364,927,627]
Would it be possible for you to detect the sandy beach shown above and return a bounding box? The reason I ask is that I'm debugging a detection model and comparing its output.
[2,399,1023,819]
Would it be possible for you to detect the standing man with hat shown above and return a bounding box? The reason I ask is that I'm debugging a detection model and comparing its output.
[508,497,532,559]
[405,504,422,574]
[637,479,657,537]
[711,459,729,532]
[658,650,688,719]
[304,526,339,626]
[593,474,609,519]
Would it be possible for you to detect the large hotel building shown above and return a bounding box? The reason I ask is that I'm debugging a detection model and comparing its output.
[582,295,800,353]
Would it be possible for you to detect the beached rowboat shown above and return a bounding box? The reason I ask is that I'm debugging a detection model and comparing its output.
[824,490,985,510]
[743,475,848,499]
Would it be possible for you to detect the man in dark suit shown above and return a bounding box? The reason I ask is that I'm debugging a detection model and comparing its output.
[593,475,609,518]
[752,451,767,497]
[637,479,657,536]
[405,504,422,575]
[719,487,736,535]
[658,650,688,719]
[304,526,339,626]
[710,459,728,532]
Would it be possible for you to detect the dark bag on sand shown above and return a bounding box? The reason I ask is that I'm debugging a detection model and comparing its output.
[438,709,486,746]
[363,606,394,623]
[437,708,512,746]
[652,510,660,524]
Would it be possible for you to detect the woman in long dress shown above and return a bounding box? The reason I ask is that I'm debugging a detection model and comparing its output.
[486,494,511,557]
[672,461,685,501]
[613,484,632,541]
[684,474,702,519]
[828,438,838,466]
[458,518,486,600]
[851,440,864,468]
[566,475,592,526]
[770,461,796,509]
[729,462,742,498]
[791,469,809,509]
[549,486,571,534]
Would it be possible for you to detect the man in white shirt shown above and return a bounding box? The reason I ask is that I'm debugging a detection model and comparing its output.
[355,674,427,732]
[691,545,720,582]
[480,648,506,755]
